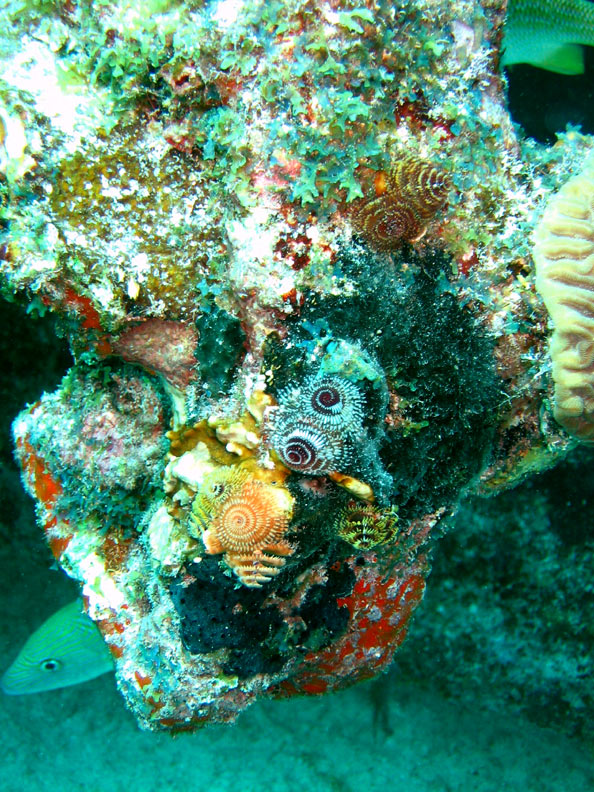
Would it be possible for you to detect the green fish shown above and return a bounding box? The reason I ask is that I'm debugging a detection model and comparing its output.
[1,600,114,695]
[502,0,594,75]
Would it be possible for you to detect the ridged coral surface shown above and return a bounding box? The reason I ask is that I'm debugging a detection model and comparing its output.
[534,155,594,441]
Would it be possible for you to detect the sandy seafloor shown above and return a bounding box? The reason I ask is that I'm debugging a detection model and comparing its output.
[1,666,593,792]
[1,484,592,792]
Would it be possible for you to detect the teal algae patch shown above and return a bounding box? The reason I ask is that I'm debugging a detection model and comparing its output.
[194,302,246,398]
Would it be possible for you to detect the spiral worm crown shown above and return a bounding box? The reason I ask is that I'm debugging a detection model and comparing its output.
[211,479,291,553]
[335,502,399,549]
[192,468,296,587]
[301,375,365,432]
[272,418,349,474]
[191,466,249,533]
[350,155,449,251]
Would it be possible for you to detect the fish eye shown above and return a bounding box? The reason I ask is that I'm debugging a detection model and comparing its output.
[40,658,62,673]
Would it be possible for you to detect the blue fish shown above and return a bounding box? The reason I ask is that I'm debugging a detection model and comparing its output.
[2,600,114,695]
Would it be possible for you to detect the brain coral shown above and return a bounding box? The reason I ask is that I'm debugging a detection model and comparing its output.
[533,155,594,442]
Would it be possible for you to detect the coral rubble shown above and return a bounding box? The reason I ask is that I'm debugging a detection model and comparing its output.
[1,0,593,730]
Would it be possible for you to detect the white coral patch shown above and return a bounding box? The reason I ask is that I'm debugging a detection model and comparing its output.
[4,38,112,142]
[226,210,296,309]
[146,504,193,571]
[212,0,245,29]
[165,443,216,490]
[0,107,35,181]
[74,549,127,613]
[227,211,277,267]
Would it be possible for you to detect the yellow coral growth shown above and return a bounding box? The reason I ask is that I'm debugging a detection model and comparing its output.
[335,502,399,550]
[191,466,295,587]
[191,465,250,530]
[533,154,594,442]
